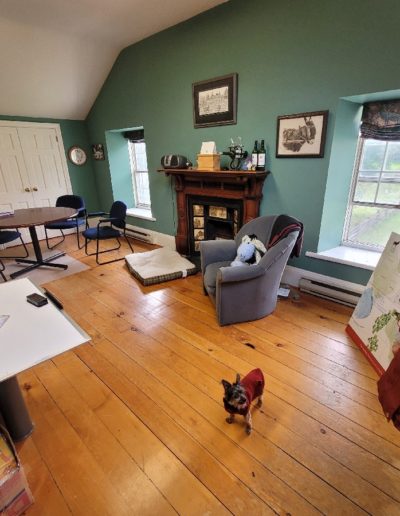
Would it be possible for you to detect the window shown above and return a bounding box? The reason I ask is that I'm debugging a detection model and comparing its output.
[128,141,151,209]
[343,138,400,250]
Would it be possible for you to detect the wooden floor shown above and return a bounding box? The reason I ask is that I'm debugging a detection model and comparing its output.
[8,235,400,515]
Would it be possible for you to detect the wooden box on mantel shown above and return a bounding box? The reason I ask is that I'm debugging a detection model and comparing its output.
[196,154,220,171]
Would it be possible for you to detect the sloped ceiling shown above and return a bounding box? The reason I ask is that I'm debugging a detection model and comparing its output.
[0,0,227,120]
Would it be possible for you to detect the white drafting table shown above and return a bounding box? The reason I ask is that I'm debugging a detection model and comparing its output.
[0,278,89,440]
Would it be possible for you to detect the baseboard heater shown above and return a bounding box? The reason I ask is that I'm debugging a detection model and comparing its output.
[299,278,361,307]
[125,226,154,244]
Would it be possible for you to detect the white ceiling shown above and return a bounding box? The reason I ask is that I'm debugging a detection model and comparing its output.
[0,0,227,120]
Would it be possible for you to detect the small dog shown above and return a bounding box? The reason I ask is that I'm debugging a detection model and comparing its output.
[222,368,265,434]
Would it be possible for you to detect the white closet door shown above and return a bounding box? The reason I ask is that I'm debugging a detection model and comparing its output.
[18,126,71,208]
[0,122,73,244]
[0,127,35,213]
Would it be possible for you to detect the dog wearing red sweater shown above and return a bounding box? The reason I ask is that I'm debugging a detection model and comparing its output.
[222,368,265,434]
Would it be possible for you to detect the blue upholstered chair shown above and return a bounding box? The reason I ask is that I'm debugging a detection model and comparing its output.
[200,214,302,326]
[44,195,87,249]
[0,229,29,281]
[83,200,134,264]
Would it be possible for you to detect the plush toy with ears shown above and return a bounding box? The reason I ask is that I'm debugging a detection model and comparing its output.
[231,234,266,267]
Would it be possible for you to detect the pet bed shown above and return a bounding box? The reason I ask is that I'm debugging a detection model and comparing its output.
[125,247,197,286]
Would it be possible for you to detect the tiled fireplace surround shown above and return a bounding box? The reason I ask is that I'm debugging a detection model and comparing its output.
[158,168,269,257]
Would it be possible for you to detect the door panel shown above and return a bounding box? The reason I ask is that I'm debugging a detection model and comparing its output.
[0,127,35,244]
[18,127,69,207]
[0,127,35,210]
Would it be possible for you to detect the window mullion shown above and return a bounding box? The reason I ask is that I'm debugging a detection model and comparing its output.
[373,141,387,204]
[350,138,364,202]
[128,141,139,206]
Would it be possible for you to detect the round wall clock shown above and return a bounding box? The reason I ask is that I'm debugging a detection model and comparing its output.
[68,146,87,166]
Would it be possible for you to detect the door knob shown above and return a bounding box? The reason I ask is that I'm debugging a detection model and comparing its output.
[32,187,38,191]
[24,187,31,192]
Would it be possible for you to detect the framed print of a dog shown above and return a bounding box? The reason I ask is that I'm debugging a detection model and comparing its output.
[192,73,238,128]
[276,110,328,158]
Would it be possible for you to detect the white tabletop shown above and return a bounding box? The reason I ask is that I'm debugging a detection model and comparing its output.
[0,278,89,381]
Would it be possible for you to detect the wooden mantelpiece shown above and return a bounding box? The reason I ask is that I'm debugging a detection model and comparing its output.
[158,168,269,255]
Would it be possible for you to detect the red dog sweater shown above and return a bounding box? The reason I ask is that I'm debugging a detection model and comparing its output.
[224,368,265,416]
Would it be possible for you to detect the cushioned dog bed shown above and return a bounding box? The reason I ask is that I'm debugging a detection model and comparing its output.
[125,247,197,286]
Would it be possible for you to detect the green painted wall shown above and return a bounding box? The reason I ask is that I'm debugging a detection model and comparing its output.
[105,130,135,209]
[0,115,100,211]
[319,100,362,251]
[86,0,400,284]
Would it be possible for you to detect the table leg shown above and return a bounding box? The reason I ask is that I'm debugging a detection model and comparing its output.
[10,225,68,279]
[0,376,34,441]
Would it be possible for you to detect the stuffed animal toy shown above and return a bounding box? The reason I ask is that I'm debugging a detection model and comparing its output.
[231,234,266,267]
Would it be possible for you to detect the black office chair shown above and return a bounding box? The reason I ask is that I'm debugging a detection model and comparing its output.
[44,195,87,250]
[83,200,134,264]
[0,230,29,281]
[0,230,29,259]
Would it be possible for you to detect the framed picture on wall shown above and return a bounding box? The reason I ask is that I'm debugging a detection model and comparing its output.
[276,110,328,158]
[192,73,238,128]
[92,143,105,160]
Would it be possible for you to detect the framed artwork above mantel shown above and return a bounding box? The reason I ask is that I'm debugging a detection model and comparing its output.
[192,73,238,128]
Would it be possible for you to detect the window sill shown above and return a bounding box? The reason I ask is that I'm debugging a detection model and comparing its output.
[306,246,381,270]
[126,207,156,221]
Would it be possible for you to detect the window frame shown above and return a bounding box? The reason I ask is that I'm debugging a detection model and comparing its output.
[127,140,151,210]
[342,137,400,251]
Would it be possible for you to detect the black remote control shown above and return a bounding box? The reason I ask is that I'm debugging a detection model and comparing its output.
[43,289,63,310]
[27,293,48,307]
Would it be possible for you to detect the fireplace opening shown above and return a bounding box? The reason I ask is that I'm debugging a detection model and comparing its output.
[188,196,243,255]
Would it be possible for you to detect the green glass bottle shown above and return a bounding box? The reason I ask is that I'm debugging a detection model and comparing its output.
[257,139,266,171]
[251,140,258,169]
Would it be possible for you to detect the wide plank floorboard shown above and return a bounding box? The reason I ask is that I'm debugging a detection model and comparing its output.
[5,234,399,515]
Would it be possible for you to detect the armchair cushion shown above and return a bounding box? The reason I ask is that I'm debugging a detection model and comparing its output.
[200,239,237,274]
[204,260,231,296]
[83,226,121,240]
[45,217,86,230]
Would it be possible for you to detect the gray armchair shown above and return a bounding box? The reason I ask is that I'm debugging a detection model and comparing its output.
[200,215,302,326]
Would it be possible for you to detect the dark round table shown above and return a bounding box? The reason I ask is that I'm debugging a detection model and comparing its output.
[0,207,77,279]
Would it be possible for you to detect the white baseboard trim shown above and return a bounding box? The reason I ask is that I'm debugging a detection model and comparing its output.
[126,223,176,249]
[87,217,176,250]
[151,230,176,249]
[282,264,365,294]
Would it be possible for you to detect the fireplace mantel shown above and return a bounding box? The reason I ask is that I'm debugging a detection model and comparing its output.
[158,168,269,255]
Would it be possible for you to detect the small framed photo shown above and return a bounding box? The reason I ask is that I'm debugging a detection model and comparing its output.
[192,73,238,128]
[209,206,227,219]
[92,143,105,160]
[193,204,204,216]
[194,228,205,240]
[276,110,328,158]
[193,217,204,229]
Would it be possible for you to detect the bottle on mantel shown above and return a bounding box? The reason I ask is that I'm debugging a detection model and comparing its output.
[251,140,259,170]
[256,139,266,171]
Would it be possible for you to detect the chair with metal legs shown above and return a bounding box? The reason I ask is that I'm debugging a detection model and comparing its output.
[83,200,134,265]
[0,229,29,282]
[44,195,87,250]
